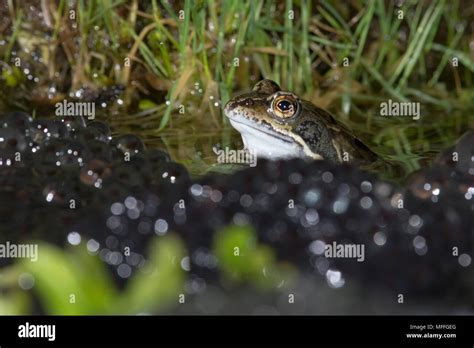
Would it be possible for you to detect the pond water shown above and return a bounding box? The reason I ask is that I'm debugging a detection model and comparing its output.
[104,107,471,184]
[0,99,469,183]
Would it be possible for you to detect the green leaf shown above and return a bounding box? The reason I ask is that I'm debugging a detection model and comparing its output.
[2,67,24,87]
[214,224,296,290]
[119,235,186,314]
[0,291,30,315]
[20,242,118,314]
[139,99,159,110]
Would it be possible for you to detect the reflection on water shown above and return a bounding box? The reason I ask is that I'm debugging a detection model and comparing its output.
[140,126,241,177]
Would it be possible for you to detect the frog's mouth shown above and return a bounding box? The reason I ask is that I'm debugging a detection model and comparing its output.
[224,106,293,143]
[228,117,294,143]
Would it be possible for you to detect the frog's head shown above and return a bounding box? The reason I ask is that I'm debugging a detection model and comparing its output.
[224,79,323,160]
[224,79,378,163]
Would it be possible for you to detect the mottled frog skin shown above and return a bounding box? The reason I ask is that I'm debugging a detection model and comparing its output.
[224,79,378,165]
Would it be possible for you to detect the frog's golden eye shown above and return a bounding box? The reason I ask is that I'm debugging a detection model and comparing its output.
[271,94,299,119]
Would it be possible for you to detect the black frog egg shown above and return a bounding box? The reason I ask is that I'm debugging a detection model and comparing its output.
[112,134,145,158]
[124,153,153,181]
[37,139,90,171]
[74,121,112,143]
[59,116,87,133]
[0,166,36,193]
[0,128,28,166]
[42,181,80,208]
[155,162,191,186]
[98,181,130,204]
[60,141,90,168]
[80,159,112,188]
[28,119,69,145]
[86,139,114,162]
[146,148,171,171]
[1,111,33,130]
[87,121,112,140]
[110,162,145,189]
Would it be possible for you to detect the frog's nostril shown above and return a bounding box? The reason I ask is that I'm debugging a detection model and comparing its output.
[243,98,254,106]
[224,100,233,111]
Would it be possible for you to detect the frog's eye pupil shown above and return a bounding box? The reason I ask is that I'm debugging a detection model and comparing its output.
[277,100,292,111]
[271,94,298,119]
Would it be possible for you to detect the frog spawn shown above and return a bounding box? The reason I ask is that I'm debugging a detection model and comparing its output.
[0,111,473,307]
[184,159,473,300]
[0,113,173,272]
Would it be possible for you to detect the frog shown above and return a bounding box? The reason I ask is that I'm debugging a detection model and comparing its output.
[224,79,378,165]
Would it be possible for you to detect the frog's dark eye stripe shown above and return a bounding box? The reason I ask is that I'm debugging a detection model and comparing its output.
[271,94,299,119]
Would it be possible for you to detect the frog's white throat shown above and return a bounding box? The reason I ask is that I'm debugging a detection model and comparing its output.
[228,118,306,160]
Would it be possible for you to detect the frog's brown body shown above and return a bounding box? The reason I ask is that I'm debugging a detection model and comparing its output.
[224,79,377,165]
